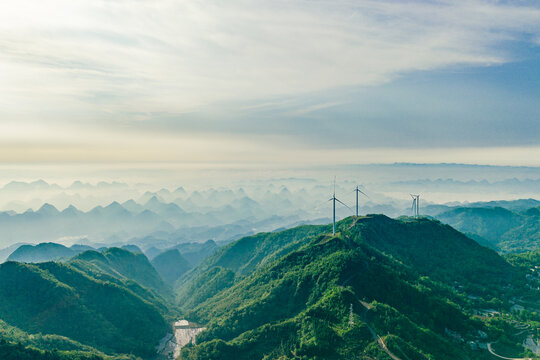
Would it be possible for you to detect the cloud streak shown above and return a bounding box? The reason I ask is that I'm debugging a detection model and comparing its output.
[0,0,540,164]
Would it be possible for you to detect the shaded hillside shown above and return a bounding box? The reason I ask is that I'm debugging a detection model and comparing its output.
[0,243,29,263]
[172,240,219,266]
[70,247,170,298]
[175,225,329,307]
[0,261,169,358]
[176,216,520,360]
[0,339,110,360]
[435,206,540,252]
[348,215,515,293]
[191,225,328,276]
[7,243,77,263]
[151,249,192,285]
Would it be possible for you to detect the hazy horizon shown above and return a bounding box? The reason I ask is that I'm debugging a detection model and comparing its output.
[1,0,540,168]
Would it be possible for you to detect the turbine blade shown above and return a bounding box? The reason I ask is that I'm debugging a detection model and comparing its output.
[335,198,354,214]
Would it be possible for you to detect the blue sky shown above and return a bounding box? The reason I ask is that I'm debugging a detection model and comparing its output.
[0,0,539,166]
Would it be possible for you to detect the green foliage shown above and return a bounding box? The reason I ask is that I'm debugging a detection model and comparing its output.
[436,206,540,253]
[151,249,192,285]
[0,338,138,360]
[177,215,509,359]
[0,261,169,358]
[176,266,235,311]
[346,215,515,294]
[7,243,76,263]
[195,224,329,276]
[71,248,171,298]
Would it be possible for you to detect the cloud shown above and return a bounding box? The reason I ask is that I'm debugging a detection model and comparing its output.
[2,0,540,109]
[0,0,540,164]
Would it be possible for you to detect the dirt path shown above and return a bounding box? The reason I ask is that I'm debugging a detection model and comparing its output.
[358,300,403,360]
[487,343,532,360]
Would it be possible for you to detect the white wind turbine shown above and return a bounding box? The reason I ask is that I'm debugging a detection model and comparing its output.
[354,185,368,217]
[410,194,420,218]
[329,179,353,235]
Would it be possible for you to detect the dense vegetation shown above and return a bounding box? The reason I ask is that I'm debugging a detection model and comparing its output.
[70,247,171,298]
[2,211,539,360]
[151,249,192,285]
[7,243,80,263]
[176,215,527,359]
[0,256,170,358]
[0,339,106,360]
[172,240,219,267]
[436,206,540,252]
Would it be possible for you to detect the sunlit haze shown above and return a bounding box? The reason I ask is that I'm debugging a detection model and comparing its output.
[1,0,539,168]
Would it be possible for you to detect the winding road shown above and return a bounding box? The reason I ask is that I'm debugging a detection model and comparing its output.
[487,343,532,360]
[358,300,403,360]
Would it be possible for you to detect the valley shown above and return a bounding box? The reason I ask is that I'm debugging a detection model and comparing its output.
[1,204,540,359]
[156,320,206,360]
[3,0,540,358]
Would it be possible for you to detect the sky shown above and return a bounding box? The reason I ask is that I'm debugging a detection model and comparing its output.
[1,0,540,168]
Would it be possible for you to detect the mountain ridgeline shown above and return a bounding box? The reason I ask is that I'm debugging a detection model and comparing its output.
[0,213,537,360]
[151,249,192,285]
[7,243,91,263]
[175,215,523,360]
[435,205,540,252]
[0,247,173,359]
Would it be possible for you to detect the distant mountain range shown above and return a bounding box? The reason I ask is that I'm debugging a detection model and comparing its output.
[0,195,312,250]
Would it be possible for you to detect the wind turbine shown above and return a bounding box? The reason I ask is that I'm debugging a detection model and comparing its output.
[410,194,420,218]
[329,179,352,235]
[354,185,368,217]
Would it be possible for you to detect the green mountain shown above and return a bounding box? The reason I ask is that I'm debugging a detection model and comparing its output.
[0,260,169,358]
[175,225,328,309]
[0,243,30,263]
[0,339,108,360]
[7,243,77,263]
[0,318,117,360]
[173,240,219,267]
[151,249,192,285]
[176,215,525,360]
[70,248,171,298]
[436,206,540,252]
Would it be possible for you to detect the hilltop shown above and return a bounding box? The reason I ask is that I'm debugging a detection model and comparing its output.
[176,215,524,359]
[7,243,83,263]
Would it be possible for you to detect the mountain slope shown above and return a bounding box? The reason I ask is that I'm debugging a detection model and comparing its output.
[177,215,521,360]
[70,247,170,297]
[151,249,192,285]
[175,225,328,308]
[0,242,29,263]
[435,206,540,252]
[0,261,169,358]
[7,243,76,263]
[173,240,219,267]
[348,215,515,293]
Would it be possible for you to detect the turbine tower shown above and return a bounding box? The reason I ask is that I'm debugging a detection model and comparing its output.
[354,185,368,217]
[329,179,351,235]
[410,194,420,218]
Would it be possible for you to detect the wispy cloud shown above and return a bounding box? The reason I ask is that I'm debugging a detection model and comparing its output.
[0,0,539,164]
